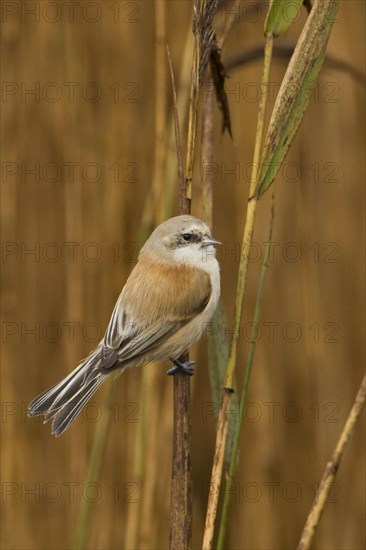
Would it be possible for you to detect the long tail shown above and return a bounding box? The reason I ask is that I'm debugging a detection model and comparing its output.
[28,346,110,436]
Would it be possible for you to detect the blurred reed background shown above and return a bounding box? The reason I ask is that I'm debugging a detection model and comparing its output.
[1,1,365,549]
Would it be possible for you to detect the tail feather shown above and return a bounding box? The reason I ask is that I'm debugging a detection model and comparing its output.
[42,365,100,422]
[28,346,110,435]
[41,353,101,419]
[50,373,108,436]
[28,364,86,416]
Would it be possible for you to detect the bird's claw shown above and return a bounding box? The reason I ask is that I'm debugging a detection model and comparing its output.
[166,359,195,376]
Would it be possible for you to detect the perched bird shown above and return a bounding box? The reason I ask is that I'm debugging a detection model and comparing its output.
[28,215,220,436]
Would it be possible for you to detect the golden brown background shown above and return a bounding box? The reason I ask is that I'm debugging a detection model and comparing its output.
[1,1,365,549]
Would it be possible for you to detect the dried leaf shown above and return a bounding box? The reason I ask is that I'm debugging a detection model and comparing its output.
[209,38,232,137]
[198,0,219,85]
[255,0,339,198]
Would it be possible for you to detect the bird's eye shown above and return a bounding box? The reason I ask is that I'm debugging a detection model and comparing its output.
[182,233,192,242]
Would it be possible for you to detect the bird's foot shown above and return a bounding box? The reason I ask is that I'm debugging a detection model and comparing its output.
[166,359,195,376]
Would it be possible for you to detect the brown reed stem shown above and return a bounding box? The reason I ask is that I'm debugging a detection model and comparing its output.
[298,374,366,550]
[169,356,193,550]
[167,44,192,550]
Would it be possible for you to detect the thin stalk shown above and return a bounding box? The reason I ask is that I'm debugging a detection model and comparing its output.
[298,375,366,550]
[218,0,241,49]
[153,0,167,224]
[73,378,117,549]
[217,194,275,549]
[167,45,188,216]
[169,359,193,550]
[167,34,193,550]
[185,0,201,206]
[163,21,193,219]
[139,369,165,547]
[202,33,273,550]
[124,374,145,549]
[224,33,273,388]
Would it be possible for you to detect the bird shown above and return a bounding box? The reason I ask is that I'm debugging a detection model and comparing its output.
[28,215,221,436]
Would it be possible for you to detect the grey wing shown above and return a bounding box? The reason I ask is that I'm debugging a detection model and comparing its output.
[98,298,187,371]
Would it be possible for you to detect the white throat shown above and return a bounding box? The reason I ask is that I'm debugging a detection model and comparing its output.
[172,244,219,278]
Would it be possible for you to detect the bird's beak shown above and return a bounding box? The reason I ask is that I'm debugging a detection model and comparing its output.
[202,235,221,247]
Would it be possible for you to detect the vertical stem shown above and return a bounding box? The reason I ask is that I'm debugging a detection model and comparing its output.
[185,0,200,206]
[164,25,194,219]
[217,194,275,549]
[169,355,193,550]
[167,22,193,550]
[153,0,167,223]
[74,379,117,549]
[202,388,233,550]
[224,33,273,389]
[202,33,273,550]
[298,375,366,550]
